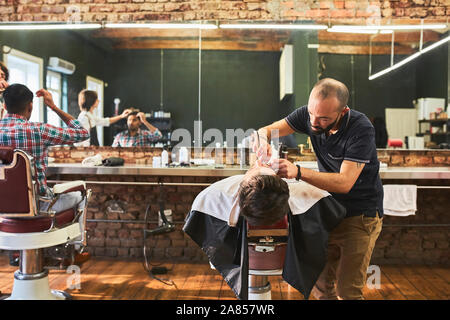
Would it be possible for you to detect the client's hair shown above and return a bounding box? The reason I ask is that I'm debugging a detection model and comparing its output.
[128,111,139,118]
[238,175,290,226]
[79,89,98,111]
[3,84,33,114]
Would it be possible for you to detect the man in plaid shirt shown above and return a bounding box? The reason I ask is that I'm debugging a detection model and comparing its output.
[0,84,90,195]
[112,111,162,147]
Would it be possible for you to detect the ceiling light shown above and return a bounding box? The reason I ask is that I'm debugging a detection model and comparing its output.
[0,23,101,30]
[327,28,393,34]
[219,23,327,30]
[329,24,447,32]
[105,23,217,29]
[369,35,450,80]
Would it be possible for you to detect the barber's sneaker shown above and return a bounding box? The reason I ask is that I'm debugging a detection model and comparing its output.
[63,252,91,267]
[74,252,91,266]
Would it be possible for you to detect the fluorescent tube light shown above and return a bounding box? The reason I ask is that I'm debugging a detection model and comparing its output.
[219,23,327,30]
[368,66,394,80]
[330,24,447,31]
[421,35,450,53]
[0,23,101,30]
[105,23,217,29]
[327,28,394,34]
[369,34,450,80]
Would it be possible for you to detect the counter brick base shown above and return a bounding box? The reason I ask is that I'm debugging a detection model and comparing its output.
[45,174,450,266]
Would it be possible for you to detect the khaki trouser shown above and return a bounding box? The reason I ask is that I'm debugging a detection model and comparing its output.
[311,214,383,300]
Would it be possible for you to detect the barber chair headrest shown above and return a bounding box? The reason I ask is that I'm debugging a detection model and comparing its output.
[0,146,14,164]
[247,215,289,238]
[247,215,288,230]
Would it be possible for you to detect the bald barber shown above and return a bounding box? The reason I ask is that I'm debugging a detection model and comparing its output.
[253,78,383,300]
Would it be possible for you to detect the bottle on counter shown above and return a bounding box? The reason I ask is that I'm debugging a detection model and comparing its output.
[171,147,178,164]
[179,146,189,164]
[161,148,169,167]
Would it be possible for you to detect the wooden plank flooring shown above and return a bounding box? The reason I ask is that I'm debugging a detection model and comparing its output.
[0,256,448,300]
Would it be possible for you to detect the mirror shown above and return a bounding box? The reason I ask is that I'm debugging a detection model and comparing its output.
[0,22,448,149]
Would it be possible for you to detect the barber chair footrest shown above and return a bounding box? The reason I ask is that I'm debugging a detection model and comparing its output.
[8,276,70,300]
[248,282,272,300]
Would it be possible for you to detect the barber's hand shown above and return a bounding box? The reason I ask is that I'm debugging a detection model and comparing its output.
[271,158,298,179]
[121,109,132,119]
[36,89,56,109]
[0,79,8,93]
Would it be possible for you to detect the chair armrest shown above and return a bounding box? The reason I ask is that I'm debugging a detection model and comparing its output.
[52,180,86,194]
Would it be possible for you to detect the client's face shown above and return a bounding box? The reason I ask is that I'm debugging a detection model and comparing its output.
[244,160,276,181]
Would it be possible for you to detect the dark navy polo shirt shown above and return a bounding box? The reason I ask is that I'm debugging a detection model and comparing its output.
[285,105,384,218]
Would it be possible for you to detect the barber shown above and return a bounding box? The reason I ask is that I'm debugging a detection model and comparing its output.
[75,89,131,147]
[253,78,383,300]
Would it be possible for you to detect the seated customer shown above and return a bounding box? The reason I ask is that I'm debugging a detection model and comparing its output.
[112,111,162,147]
[183,161,346,300]
[0,84,89,202]
[0,84,91,267]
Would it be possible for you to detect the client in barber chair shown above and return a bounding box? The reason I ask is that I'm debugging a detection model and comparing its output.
[0,84,91,266]
[183,160,346,300]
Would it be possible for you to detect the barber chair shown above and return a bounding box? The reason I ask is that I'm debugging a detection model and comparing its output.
[247,216,288,300]
[0,147,91,300]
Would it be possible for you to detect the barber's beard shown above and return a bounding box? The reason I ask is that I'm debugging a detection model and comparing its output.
[310,114,340,136]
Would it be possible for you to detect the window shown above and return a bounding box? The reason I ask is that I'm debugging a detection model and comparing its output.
[3,47,43,123]
[46,70,62,127]
[86,76,104,146]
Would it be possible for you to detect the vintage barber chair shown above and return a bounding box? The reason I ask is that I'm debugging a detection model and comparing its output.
[247,215,288,300]
[0,147,91,300]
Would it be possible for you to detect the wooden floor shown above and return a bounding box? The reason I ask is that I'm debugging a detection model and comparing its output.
[0,256,448,300]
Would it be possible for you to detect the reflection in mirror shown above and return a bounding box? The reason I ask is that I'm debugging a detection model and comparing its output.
[0,26,202,148]
[0,22,448,149]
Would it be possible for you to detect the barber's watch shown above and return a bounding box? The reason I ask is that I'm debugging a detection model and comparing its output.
[295,164,302,181]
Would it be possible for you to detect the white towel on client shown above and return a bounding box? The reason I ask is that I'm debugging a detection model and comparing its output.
[191,175,330,226]
[383,184,417,217]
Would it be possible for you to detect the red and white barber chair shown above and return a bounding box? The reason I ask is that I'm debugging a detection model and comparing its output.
[0,147,91,300]
[247,216,288,300]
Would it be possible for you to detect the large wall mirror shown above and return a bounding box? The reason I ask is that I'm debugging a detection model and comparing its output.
[0,22,448,149]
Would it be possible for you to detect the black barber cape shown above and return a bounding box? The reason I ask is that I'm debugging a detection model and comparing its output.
[183,175,346,300]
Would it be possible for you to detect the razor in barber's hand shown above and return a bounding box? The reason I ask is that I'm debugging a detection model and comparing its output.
[254,131,271,165]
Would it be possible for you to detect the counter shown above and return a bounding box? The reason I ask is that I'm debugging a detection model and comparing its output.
[47,162,450,180]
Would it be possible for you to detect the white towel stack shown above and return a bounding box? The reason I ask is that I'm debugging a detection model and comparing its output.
[383,184,417,217]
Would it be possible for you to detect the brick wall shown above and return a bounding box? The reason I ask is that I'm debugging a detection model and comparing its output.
[55,173,223,262]
[0,1,448,23]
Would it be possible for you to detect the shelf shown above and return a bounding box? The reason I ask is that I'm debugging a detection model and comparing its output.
[421,133,450,136]
[147,117,172,121]
[419,119,448,123]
